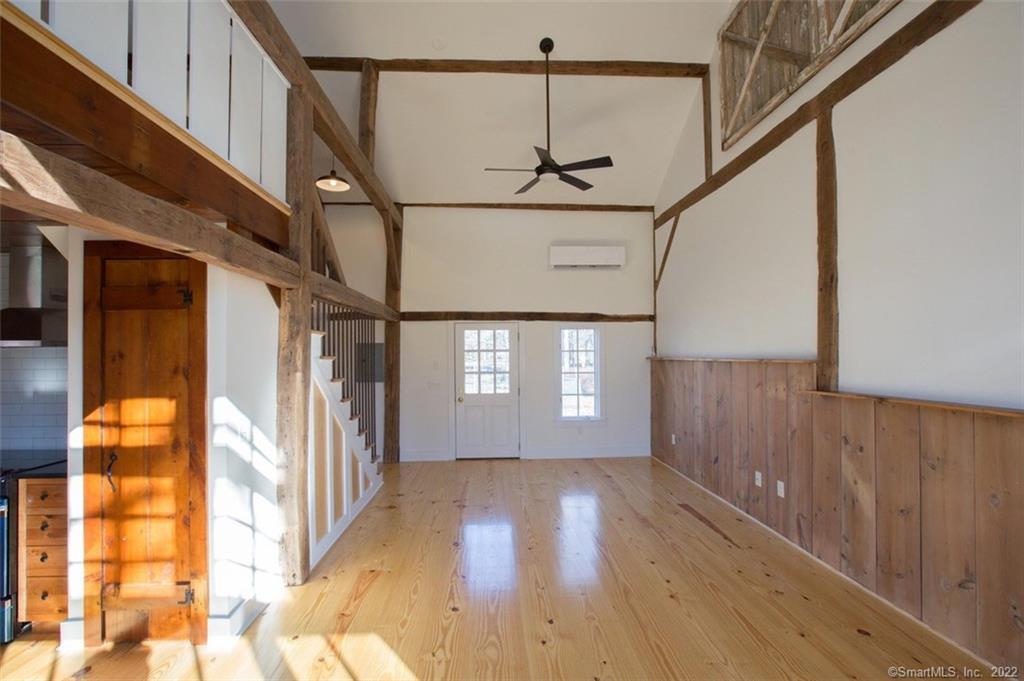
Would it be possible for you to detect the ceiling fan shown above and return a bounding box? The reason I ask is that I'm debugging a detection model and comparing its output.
[484,37,614,195]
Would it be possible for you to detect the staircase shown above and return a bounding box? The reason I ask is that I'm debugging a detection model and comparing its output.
[306,304,383,569]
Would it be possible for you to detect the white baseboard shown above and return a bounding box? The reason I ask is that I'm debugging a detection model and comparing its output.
[400,449,455,462]
[522,446,649,460]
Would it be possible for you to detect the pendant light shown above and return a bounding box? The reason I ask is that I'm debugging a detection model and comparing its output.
[315,156,351,192]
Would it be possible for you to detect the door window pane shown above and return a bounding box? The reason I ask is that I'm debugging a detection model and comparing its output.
[464,329,479,350]
[495,329,510,350]
[495,351,510,372]
[480,330,494,349]
[561,329,577,351]
[562,374,578,395]
[578,329,595,350]
[578,351,595,371]
[495,373,510,394]
[465,374,479,394]
[480,351,495,372]
[561,351,576,372]
[480,373,495,394]
[579,373,595,395]
[579,396,596,417]
[464,351,479,372]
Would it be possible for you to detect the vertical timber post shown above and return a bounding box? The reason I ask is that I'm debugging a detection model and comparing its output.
[277,86,313,584]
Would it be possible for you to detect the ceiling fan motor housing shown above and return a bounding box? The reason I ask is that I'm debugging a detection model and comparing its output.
[540,37,554,54]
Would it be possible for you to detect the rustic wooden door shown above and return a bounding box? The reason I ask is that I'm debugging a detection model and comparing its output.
[83,243,207,644]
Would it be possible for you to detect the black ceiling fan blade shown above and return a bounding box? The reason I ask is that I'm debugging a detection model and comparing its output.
[558,173,593,191]
[558,156,614,172]
[484,167,536,172]
[515,177,542,194]
[534,146,556,168]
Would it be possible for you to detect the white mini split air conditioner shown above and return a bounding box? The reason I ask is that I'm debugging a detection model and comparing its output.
[549,244,626,270]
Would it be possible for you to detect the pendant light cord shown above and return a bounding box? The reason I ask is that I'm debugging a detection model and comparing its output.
[545,52,551,153]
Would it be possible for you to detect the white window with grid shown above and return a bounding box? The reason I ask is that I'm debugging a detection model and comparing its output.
[558,327,600,419]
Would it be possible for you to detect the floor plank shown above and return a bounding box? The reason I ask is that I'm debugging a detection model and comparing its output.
[0,458,988,680]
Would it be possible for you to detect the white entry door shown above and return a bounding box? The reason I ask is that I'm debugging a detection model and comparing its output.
[455,323,520,459]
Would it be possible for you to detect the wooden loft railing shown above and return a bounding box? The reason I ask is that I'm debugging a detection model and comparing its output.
[0,0,291,246]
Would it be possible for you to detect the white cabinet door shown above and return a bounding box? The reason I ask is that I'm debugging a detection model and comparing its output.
[455,324,520,459]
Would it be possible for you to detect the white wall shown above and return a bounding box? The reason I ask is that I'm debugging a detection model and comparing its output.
[398,207,652,461]
[402,207,653,314]
[834,1,1024,409]
[206,267,282,641]
[654,1,1023,410]
[326,204,387,303]
[656,126,817,359]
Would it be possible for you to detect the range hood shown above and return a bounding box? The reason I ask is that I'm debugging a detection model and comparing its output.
[0,241,68,347]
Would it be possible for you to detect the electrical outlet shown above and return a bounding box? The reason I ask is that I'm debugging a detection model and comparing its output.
[754,471,763,487]
[776,480,785,498]
[671,433,677,445]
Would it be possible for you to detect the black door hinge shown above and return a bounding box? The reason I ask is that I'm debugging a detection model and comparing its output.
[179,288,194,307]
[178,586,195,606]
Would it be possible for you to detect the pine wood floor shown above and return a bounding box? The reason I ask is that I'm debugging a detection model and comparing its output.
[0,458,986,680]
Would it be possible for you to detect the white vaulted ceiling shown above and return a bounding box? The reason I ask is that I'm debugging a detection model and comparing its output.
[276,1,736,205]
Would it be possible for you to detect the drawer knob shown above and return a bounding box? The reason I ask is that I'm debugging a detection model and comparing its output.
[40,551,49,563]
[40,591,49,601]
[40,520,50,531]
[40,491,49,501]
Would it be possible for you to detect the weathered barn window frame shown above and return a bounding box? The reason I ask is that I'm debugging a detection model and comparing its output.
[719,0,902,150]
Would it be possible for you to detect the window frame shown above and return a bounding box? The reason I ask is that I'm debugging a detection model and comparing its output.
[555,325,603,422]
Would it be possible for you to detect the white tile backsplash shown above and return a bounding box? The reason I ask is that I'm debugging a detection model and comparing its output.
[0,346,69,454]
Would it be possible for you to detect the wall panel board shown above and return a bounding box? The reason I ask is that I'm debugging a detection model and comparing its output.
[874,401,921,616]
[811,394,842,569]
[920,407,976,650]
[765,363,789,535]
[747,362,768,523]
[786,363,814,550]
[132,0,188,126]
[730,365,750,511]
[840,397,876,590]
[973,415,1023,669]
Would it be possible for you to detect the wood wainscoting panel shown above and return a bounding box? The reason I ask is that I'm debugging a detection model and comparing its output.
[730,365,750,512]
[650,362,1024,669]
[765,363,789,536]
[786,363,814,551]
[839,396,876,590]
[875,401,922,617]
[920,407,977,650]
[973,415,1023,669]
[747,362,769,523]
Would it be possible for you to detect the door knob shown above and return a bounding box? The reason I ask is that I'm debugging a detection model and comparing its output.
[457,396,464,403]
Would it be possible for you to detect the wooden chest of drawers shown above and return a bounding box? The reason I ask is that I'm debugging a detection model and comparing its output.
[17,478,69,623]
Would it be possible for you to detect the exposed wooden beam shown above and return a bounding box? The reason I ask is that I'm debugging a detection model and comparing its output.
[226,0,403,230]
[722,30,812,68]
[816,109,838,392]
[401,311,655,323]
[701,72,713,180]
[383,205,403,465]
[306,57,709,78]
[724,0,785,138]
[359,60,379,164]
[312,198,347,285]
[655,0,981,229]
[395,202,654,213]
[381,211,401,292]
[655,214,681,290]
[310,272,399,322]
[0,4,290,246]
[0,131,299,289]
[275,88,314,586]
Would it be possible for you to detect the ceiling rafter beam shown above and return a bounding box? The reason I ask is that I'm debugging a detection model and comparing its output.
[305,57,708,78]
